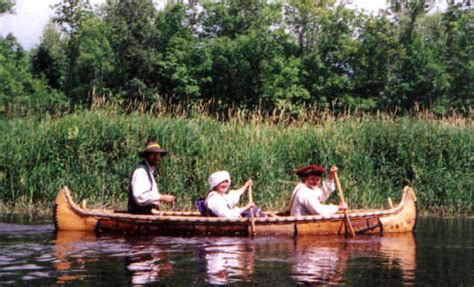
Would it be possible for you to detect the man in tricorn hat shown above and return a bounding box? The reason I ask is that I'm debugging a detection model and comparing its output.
[289,164,347,217]
[128,140,175,214]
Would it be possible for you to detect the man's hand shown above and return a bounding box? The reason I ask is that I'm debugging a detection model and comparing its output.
[159,194,176,204]
[338,202,348,210]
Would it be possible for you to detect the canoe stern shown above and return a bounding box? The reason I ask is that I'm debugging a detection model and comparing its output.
[379,186,417,234]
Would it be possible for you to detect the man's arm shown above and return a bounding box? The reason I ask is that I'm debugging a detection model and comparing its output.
[131,168,160,206]
[303,191,339,217]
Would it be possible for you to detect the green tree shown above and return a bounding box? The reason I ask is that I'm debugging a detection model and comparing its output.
[284,0,336,55]
[52,0,94,103]
[198,0,281,39]
[196,0,309,108]
[52,0,93,35]
[386,0,451,110]
[0,34,66,114]
[31,22,67,90]
[387,0,436,45]
[67,15,114,103]
[0,0,14,14]
[153,3,211,102]
[441,3,474,111]
[351,13,403,110]
[105,0,158,101]
[299,6,359,108]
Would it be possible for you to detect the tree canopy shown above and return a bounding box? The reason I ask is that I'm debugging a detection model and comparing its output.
[2,0,473,114]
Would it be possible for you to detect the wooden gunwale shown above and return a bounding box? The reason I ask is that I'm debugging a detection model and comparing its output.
[60,186,412,225]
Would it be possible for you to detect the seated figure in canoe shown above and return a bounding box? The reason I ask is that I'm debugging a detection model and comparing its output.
[128,140,176,214]
[290,165,347,216]
[196,171,265,218]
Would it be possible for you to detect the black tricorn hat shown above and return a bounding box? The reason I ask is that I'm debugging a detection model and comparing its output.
[138,141,167,158]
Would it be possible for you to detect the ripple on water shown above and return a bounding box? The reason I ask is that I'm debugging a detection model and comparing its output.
[2,264,45,271]
[258,257,288,263]
[0,223,54,234]
[35,254,54,262]
[0,256,15,266]
[21,271,52,281]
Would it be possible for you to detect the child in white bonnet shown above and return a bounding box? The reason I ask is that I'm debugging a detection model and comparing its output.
[204,171,260,218]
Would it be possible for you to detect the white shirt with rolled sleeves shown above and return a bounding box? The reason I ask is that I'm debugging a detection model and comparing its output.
[130,161,161,207]
[290,180,339,217]
[205,189,245,218]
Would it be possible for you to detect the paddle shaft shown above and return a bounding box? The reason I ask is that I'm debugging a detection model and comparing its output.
[248,184,256,237]
[334,171,356,238]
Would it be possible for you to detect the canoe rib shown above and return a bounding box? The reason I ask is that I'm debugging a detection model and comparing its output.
[54,186,417,236]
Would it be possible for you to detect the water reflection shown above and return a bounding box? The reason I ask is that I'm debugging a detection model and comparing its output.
[291,237,346,284]
[54,232,174,285]
[54,231,98,284]
[124,239,173,285]
[2,218,471,285]
[379,233,416,282]
[52,231,416,286]
[0,223,54,284]
[199,238,255,285]
[290,233,416,285]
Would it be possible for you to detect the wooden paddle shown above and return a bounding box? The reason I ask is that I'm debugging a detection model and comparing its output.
[248,183,256,237]
[334,171,356,238]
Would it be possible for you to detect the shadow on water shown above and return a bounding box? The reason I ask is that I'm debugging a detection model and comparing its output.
[0,218,472,286]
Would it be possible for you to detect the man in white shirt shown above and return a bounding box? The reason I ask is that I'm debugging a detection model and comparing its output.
[290,165,347,217]
[128,140,175,214]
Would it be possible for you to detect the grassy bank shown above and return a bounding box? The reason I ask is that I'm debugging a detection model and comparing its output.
[0,109,472,216]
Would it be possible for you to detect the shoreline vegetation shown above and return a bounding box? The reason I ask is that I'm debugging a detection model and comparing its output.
[1,0,473,218]
[1,104,472,217]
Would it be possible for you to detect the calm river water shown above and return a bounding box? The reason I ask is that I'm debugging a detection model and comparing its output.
[0,217,472,286]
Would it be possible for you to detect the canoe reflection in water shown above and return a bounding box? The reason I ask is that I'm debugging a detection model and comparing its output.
[199,238,255,285]
[54,232,173,285]
[54,231,99,284]
[124,238,173,285]
[54,232,415,285]
[291,242,345,284]
[290,233,416,285]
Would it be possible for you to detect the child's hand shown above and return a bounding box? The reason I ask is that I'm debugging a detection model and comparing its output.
[246,202,255,210]
[245,179,253,188]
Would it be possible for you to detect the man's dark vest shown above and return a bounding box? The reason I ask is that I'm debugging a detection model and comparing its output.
[128,161,155,214]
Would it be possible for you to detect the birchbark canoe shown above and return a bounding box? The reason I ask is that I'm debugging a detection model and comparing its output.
[54,186,417,236]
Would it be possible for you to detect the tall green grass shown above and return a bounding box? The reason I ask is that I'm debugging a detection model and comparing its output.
[0,109,472,215]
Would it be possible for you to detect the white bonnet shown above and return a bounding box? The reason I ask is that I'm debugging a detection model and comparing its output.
[208,171,231,190]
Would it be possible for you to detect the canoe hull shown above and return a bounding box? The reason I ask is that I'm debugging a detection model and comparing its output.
[54,186,417,237]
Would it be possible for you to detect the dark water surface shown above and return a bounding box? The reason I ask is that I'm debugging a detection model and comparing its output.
[0,217,472,286]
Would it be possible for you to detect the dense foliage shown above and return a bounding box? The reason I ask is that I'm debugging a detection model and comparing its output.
[0,34,67,114]
[0,110,472,214]
[0,0,14,14]
[0,1,472,215]
[1,0,473,114]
